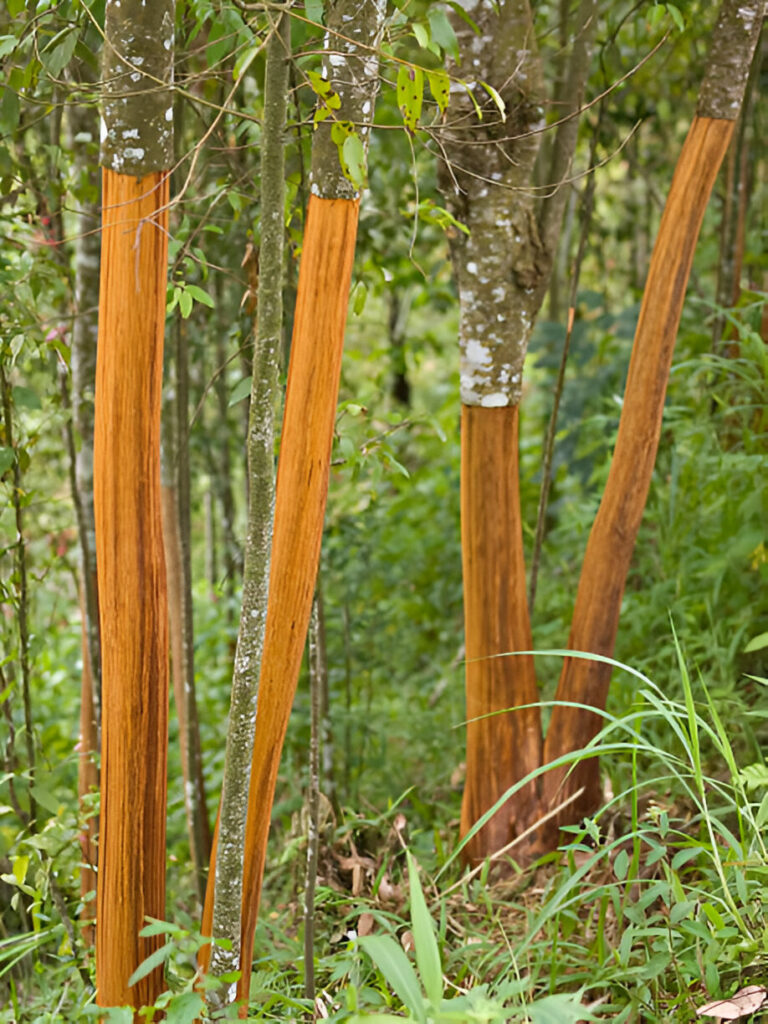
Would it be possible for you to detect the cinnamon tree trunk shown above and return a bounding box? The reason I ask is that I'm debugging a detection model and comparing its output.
[93,0,174,1011]
[439,0,597,864]
[541,0,764,836]
[200,1,386,1010]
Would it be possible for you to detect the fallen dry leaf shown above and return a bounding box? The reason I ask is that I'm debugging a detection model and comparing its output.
[695,984,767,1020]
[357,912,375,937]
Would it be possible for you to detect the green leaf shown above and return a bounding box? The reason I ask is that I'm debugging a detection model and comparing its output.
[665,3,685,31]
[412,22,429,49]
[229,376,253,407]
[139,918,183,938]
[305,0,324,25]
[41,29,78,78]
[744,632,768,653]
[29,783,62,815]
[185,284,215,308]
[307,70,341,109]
[178,289,193,319]
[0,447,14,476]
[427,70,450,113]
[352,281,368,316]
[127,939,174,987]
[406,851,442,1008]
[358,934,424,1018]
[669,899,697,924]
[479,80,506,121]
[6,0,24,15]
[342,133,366,189]
[427,8,459,60]
[396,65,424,133]
[12,855,29,887]
[165,991,205,1024]
[527,994,592,1024]
[613,848,629,881]
[0,36,16,59]
[233,43,260,82]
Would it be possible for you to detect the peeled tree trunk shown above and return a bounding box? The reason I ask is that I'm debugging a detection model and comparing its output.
[443,0,762,865]
[541,0,764,836]
[200,1,386,1011]
[93,0,174,1011]
[439,0,597,864]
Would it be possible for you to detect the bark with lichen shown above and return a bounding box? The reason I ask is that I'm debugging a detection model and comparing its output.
[203,13,290,1013]
[438,0,597,863]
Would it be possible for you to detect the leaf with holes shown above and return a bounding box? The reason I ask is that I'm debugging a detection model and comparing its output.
[427,70,450,113]
[397,65,423,133]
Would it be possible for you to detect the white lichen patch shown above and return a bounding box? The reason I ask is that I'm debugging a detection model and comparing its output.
[465,338,492,366]
[480,392,510,408]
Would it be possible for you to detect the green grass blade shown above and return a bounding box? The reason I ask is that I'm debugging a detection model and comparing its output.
[406,850,442,1008]
[358,933,425,1021]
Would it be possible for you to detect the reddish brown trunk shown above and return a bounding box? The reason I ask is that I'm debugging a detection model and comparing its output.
[460,405,541,864]
[199,196,359,1007]
[542,117,735,829]
[94,169,170,1011]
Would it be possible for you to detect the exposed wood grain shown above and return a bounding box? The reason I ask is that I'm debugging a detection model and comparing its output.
[460,405,542,864]
[542,117,735,829]
[198,196,359,1006]
[235,195,359,1004]
[94,169,170,1011]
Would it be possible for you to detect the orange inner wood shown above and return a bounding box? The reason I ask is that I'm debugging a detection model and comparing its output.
[460,404,541,863]
[542,117,735,827]
[94,169,170,1011]
[200,195,359,1010]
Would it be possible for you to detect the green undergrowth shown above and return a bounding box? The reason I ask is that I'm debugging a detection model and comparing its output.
[4,644,768,1022]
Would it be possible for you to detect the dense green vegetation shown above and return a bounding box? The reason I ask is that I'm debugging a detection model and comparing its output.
[1,0,766,1020]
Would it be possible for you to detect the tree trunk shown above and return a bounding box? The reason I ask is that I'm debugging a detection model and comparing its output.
[94,0,174,1010]
[66,90,102,946]
[203,13,289,1012]
[199,2,386,1010]
[460,405,540,862]
[161,315,211,908]
[541,0,763,839]
[440,0,597,864]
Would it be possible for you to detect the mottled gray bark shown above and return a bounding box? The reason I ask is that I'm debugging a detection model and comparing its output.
[438,0,597,408]
[697,1,764,120]
[311,0,387,198]
[101,0,174,175]
[207,12,289,1004]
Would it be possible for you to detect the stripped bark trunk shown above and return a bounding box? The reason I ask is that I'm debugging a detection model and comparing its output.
[542,0,764,836]
[200,2,386,1011]
[94,0,174,1010]
[439,0,597,864]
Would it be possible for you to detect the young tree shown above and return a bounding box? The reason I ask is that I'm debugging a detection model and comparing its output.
[441,0,763,863]
[439,0,597,863]
[93,0,174,1010]
[201,0,387,1009]
[541,0,764,839]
